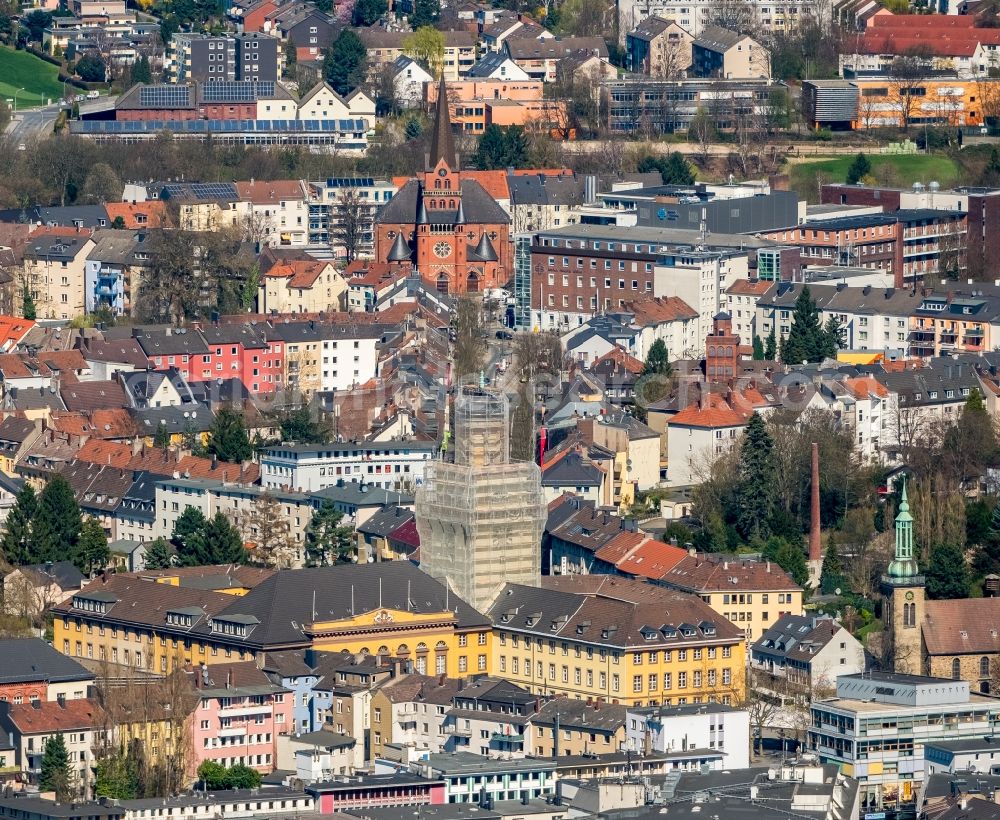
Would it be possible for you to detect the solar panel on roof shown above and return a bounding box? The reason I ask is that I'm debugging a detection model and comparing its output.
[200,80,276,103]
[138,85,191,108]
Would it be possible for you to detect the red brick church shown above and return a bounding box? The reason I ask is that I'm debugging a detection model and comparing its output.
[374,77,511,295]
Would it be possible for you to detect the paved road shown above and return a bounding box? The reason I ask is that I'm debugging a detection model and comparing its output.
[4,95,119,146]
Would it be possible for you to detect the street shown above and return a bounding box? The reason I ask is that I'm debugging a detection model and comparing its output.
[4,95,118,146]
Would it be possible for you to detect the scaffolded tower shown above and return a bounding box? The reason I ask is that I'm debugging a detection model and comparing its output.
[416,388,546,613]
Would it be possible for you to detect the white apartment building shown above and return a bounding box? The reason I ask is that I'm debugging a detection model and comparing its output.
[653,250,749,342]
[625,703,750,769]
[260,440,438,493]
[234,180,310,248]
[618,0,818,40]
[319,327,382,393]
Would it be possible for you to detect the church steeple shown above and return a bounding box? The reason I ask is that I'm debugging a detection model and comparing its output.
[887,480,920,580]
[428,75,457,171]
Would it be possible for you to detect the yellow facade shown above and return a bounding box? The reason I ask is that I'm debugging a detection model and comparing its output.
[54,604,489,680]
[306,607,491,680]
[150,575,251,596]
[492,628,746,708]
[699,588,804,644]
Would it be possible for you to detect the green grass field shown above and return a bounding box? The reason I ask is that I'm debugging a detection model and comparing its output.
[790,154,961,201]
[0,47,65,109]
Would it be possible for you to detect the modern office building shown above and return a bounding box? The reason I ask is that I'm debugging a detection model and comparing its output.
[809,672,1000,812]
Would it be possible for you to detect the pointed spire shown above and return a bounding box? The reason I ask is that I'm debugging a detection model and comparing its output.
[387,232,412,262]
[455,199,465,224]
[472,232,498,262]
[428,75,457,171]
[417,199,428,225]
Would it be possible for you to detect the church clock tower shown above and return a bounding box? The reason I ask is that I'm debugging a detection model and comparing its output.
[881,481,925,674]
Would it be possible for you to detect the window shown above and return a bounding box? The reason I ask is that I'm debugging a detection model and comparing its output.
[953,657,962,679]
[982,656,991,678]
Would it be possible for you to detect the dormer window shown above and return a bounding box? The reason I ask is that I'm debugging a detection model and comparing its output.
[71,592,118,615]
[209,614,259,638]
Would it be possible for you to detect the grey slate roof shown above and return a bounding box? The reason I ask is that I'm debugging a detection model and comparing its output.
[541,450,603,488]
[133,403,216,435]
[86,229,145,265]
[377,179,509,226]
[628,15,678,41]
[309,479,414,508]
[504,36,607,59]
[135,328,211,356]
[693,24,748,52]
[212,561,489,647]
[17,561,85,590]
[507,173,584,207]
[0,637,94,685]
[465,52,518,77]
[357,505,415,538]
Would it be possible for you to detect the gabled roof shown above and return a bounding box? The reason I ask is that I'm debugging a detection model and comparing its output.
[235,179,307,204]
[377,179,509,226]
[15,562,84,591]
[504,35,607,59]
[104,202,168,229]
[266,259,334,288]
[60,379,130,413]
[4,698,103,734]
[923,597,1000,656]
[661,552,799,592]
[693,24,751,52]
[751,614,845,662]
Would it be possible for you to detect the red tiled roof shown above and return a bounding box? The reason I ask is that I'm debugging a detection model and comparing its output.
[594,532,688,580]
[74,440,260,482]
[267,260,333,289]
[104,202,169,229]
[625,295,698,326]
[48,409,137,439]
[0,316,35,350]
[593,345,644,375]
[661,553,799,592]
[235,180,306,204]
[669,393,749,429]
[844,375,890,399]
[923,597,1000,656]
[7,698,103,734]
[727,279,774,296]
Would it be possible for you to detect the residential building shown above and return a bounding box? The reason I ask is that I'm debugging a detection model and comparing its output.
[659,552,804,643]
[306,177,398,256]
[84,229,150,316]
[750,614,865,694]
[1,563,84,627]
[625,17,693,76]
[234,179,310,247]
[235,32,280,82]
[487,575,746,707]
[529,697,628,758]
[357,29,477,81]
[809,672,1000,811]
[166,33,236,83]
[625,702,750,769]
[388,57,434,108]
[0,698,105,796]
[503,37,608,82]
[691,25,769,78]
[424,78,566,137]
[261,260,347,314]
[369,674,462,761]
[188,661,292,773]
[507,173,584,234]
[306,772,446,813]
[308,480,414,529]
[297,83,376,129]
[924,737,1000,775]
[0,639,94,705]
[261,440,437,492]
[22,229,95,320]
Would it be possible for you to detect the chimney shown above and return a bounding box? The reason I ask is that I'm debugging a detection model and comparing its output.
[809,442,821,562]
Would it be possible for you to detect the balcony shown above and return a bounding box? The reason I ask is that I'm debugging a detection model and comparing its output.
[444,725,472,737]
[218,702,271,717]
[219,726,247,738]
[492,732,525,743]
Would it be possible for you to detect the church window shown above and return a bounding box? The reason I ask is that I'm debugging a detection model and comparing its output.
[434,180,441,189]
[449,200,455,209]
[952,657,962,679]
[445,179,452,189]
[982,656,991,677]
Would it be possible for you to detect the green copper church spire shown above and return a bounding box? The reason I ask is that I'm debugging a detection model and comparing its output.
[887,479,920,579]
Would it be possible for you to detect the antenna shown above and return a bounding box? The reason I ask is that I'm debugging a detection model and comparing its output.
[407,580,411,611]
[379,577,382,608]
[312,590,316,622]
[351,584,355,616]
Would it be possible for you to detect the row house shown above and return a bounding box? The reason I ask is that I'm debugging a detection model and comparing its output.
[234,180,310,247]
[84,229,152,316]
[22,229,95,321]
[189,661,293,773]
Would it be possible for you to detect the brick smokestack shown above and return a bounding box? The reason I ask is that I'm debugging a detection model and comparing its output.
[809,442,821,561]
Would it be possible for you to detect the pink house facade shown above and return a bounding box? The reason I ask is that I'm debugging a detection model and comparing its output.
[188,662,292,774]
